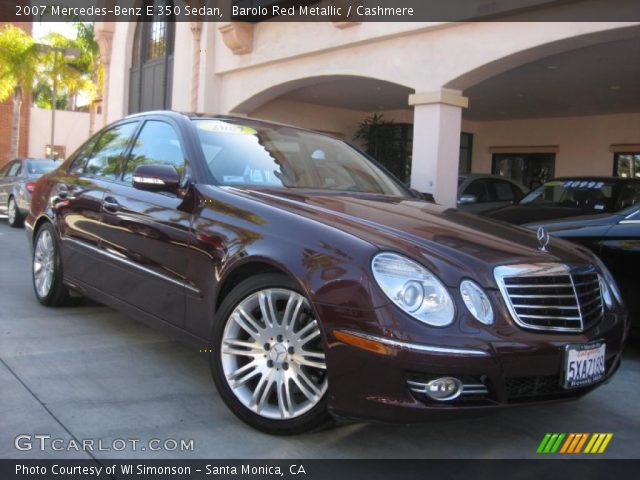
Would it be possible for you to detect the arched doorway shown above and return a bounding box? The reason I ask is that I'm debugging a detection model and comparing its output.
[128,1,175,114]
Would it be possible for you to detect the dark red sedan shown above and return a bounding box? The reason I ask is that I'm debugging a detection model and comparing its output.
[26,111,629,434]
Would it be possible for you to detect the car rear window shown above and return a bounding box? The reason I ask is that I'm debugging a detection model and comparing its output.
[520,179,617,212]
[26,160,58,175]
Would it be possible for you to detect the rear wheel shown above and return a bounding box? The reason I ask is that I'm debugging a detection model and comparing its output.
[32,223,76,306]
[210,274,331,435]
[7,197,23,228]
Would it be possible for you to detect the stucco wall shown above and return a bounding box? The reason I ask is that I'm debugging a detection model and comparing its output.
[468,112,640,176]
[28,107,91,160]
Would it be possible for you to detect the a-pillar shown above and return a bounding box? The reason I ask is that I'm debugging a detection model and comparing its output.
[409,89,468,207]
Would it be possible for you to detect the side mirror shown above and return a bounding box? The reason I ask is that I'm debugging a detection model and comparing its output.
[132,164,180,193]
[458,194,478,205]
[409,188,435,203]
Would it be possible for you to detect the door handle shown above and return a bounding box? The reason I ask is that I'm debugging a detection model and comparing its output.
[103,196,120,213]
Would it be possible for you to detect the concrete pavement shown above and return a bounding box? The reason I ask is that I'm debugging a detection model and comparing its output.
[0,221,638,459]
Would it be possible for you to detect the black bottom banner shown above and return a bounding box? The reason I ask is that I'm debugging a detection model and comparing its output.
[2,459,639,480]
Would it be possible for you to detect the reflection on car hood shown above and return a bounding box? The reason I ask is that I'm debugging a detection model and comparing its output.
[235,188,595,288]
[523,212,622,232]
[482,204,594,225]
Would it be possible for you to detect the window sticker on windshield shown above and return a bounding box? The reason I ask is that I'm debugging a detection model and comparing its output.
[197,121,257,135]
[222,175,245,183]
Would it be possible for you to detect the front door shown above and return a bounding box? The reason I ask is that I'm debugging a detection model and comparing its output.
[97,119,192,327]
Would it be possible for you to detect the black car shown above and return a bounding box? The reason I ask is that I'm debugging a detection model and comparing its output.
[484,177,640,225]
[524,206,639,337]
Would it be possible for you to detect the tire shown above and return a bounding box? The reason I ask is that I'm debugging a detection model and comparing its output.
[210,273,332,435]
[32,223,76,306]
[7,197,23,228]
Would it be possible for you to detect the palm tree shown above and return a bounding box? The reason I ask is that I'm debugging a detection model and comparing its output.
[0,25,39,160]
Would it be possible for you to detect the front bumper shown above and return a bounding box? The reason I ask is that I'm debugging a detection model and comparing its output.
[316,300,628,422]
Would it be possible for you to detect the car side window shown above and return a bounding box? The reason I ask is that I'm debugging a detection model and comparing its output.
[490,179,517,202]
[69,137,100,175]
[618,184,640,210]
[463,180,490,203]
[84,122,138,179]
[7,162,21,177]
[121,121,185,183]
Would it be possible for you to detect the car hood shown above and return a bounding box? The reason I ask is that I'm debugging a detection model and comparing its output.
[230,188,595,288]
[483,204,592,225]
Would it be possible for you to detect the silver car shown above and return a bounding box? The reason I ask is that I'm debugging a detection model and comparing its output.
[457,173,528,213]
[0,158,58,227]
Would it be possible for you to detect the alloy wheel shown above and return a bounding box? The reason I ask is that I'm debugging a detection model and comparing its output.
[7,198,16,225]
[220,288,327,420]
[33,229,55,298]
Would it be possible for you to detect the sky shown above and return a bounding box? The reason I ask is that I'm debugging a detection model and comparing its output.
[32,21,77,41]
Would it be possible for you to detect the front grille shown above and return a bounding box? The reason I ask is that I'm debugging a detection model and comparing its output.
[495,263,603,332]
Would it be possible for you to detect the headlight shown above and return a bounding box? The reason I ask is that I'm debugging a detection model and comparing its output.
[460,280,494,325]
[371,252,455,327]
[592,255,623,307]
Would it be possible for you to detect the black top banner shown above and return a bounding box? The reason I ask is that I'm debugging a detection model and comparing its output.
[2,0,640,22]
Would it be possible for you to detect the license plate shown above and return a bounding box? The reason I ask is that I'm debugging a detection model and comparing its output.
[562,343,606,389]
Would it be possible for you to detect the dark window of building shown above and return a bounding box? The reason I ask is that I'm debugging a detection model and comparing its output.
[367,123,413,184]
[492,153,555,190]
[459,132,473,174]
[614,152,640,179]
[129,1,175,114]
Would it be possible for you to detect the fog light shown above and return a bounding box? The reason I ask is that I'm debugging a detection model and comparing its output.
[425,377,463,401]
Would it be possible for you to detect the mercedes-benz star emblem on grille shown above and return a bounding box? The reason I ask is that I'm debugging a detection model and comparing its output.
[537,226,550,252]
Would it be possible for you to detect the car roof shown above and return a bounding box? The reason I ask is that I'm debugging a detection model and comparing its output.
[122,110,311,132]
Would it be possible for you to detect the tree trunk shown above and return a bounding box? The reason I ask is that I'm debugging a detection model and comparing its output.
[10,87,23,160]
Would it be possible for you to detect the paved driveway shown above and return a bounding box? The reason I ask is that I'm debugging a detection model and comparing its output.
[0,221,638,459]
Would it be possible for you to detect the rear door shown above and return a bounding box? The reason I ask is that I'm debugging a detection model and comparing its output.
[96,119,192,327]
[54,122,140,284]
[0,161,21,211]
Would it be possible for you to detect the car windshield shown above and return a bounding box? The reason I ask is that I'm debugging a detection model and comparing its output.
[26,160,58,175]
[519,179,617,212]
[193,119,407,196]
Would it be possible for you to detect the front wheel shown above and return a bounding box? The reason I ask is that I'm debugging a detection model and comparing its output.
[210,274,331,435]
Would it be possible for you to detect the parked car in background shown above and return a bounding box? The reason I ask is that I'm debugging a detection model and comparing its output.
[0,158,58,227]
[484,177,640,225]
[26,112,628,434]
[524,206,640,338]
[457,174,528,213]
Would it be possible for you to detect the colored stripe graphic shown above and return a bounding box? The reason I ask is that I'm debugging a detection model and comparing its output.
[538,433,613,454]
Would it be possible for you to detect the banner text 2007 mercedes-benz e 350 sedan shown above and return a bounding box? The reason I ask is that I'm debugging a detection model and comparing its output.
[26,111,629,434]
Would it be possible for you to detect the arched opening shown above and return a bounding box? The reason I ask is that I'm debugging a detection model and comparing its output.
[231,75,416,182]
[445,27,640,191]
[128,0,175,114]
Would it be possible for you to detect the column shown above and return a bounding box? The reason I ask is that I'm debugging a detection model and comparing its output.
[409,89,468,208]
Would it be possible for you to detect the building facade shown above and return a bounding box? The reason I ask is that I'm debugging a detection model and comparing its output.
[95,1,640,206]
